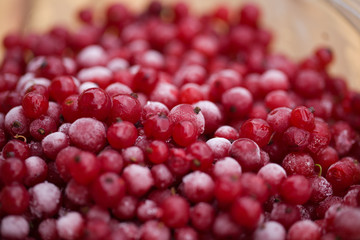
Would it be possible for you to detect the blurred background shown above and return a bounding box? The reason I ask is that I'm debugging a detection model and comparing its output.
[0,0,359,90]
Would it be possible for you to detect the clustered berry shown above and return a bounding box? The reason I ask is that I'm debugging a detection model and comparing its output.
[0,2,360,240]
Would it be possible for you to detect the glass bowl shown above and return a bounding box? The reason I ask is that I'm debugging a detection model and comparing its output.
[0,0,359,90]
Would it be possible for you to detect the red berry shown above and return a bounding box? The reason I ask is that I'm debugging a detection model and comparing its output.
[132,67,159,94]
[122,164,154,197]
[229,138,262,172]
[282,152,315,177]
[240,118,272,147]
[109,94,142,124]
[29,181,61,218]
[42,132,70,160]
[68,150,100,185]
[270,202,301,229]
[69,118,107,152]
[214,125,239,141]
[280,175,312,205]
[287,220,321,240]
[2,139,30,160]
[214,175,242,205]
[56,212,85,240]
[0,158,26,184]
[146,140,169,164]
[107,121,138,150]
[183,171,215,203]
[240,172,270,203]
[186,141,214,171]
[61,94,80,123]
[29,115,57,141]
[172,120,198,147]
[78,88,112,121]
[290,106,315,131]
[0,183,29,214]
[221,87,253,119]
[166,148,191,177]
[161,195,190,228]
[49,75,78,103]
[22,92,49,119]
[97,149,124,174]
[168,104,205,136]
[91,172,126,208]
[151,164,174,189]
[294,70,325,98]
[144,114,172,141]
[24,156,48,186]
[231,196,262,229]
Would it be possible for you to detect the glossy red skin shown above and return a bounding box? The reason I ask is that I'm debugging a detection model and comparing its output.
[2,139,30,160]
[240,118,272,147]
[91,172,126,208]
[109,94,141,124]
[78,88,111,121]
[107,121,138,150]
[68,150,100,185]
[22,92,49,119]
[49,75,78,103]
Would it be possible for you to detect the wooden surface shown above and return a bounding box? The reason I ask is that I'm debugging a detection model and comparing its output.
[0,0,359,91]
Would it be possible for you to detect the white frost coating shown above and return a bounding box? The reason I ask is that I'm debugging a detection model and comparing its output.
[27,56,46,72]
[29,181,61,218]
[77,45,107,67]
[150,83,178,102]
[42,132,67,144]
[258,163,287,187]
[63,57,77,75]
[141,50,165,68]
[58,123,72,134]
[193,100,223,133]
[68,118,106,152]
[71,76,81,88]
[4,106,28,135]
[173,65,206,87]
[1,215,30,239]
[212,213,239,237]
[193,100,221,118]
[213,157,242,178]
[38,219,57,240]
[215,125,237,135]
[107,58,129,71]
[123,164,154,196]
[42,132,69,158]
[206,137,231,159]
[21,78,51,96]
[253,221,286,240]
[65,180,90,205]
[142,101,169,120]
[219,69,240,78]
[260,69,289,89]
[183,171,215,202]
[129,65,141,75]
[25,156,46,178]
[122,146,144,163]
[226,87,252,99]
[15,73,37,92]
[105,82,132,97]
[79,82,99,93]
[77,66,112,82]
[56,212,84,240]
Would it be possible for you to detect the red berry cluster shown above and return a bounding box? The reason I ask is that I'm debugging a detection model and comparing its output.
[0,2,360,240]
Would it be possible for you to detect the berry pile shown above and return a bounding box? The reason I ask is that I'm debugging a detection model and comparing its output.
[0,2,360,240]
